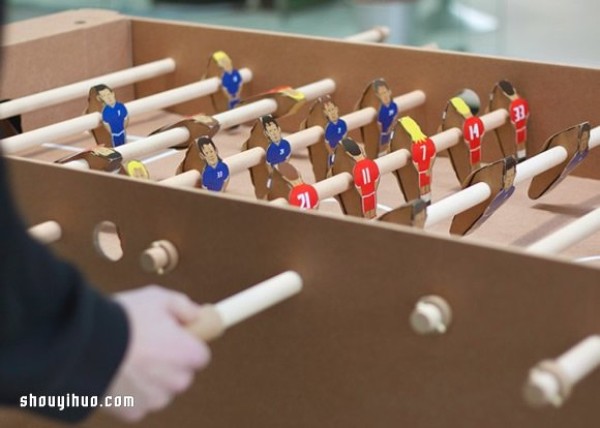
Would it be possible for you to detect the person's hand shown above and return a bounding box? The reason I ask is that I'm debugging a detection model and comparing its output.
[105,286,211,422]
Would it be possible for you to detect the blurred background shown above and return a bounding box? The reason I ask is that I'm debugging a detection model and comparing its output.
[6,0,600,68]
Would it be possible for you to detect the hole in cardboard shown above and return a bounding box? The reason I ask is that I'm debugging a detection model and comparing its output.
[74,20,87,25]
[93,221,124,261]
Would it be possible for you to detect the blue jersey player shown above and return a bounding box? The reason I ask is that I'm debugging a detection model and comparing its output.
[374,80,398,153]
[216,53,243,110]
[323,100,347,168]
[95,84,129,148]
[262,115,292,167]
[198,137,230,192]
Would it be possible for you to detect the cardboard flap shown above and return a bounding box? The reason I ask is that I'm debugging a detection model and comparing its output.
[151,114,220,150]
[528,122,591,200]
[55,146,123,172]
[204,51,244,113]
[239,86,306,119]
[302,96,338,182]
[242,119,271,199]
[450,157,516,235]
[356,78,398,159]
[0,99,22,139]
[488,80,529,159]
[0,118,19,139]
[377,198,428,228]
[267,161,294,201]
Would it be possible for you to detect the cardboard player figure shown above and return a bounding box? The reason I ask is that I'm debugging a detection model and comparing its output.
[374,79,399,156]
[441,90,485,184]
[197,137,230,192]
[301,96,346,182]
[489,80,529,161]
[323,98,348,172]
[342,137,380,219]
[90,84,129,148]
[378,198,428,228]
[528,122,591,199]
[277,162,320,210]
[263,115,292,167]
[401,116,436,203]
[212,51,243,110]
[450,156,517,235]
[473,156,517,228]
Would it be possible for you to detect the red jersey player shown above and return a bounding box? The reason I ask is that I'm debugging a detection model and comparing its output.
[450,96,485,169]
[400,116,437,203]
[497,80,529,161]
[509,97,529,159]
[277,162,320,210]
[341,138,380,219]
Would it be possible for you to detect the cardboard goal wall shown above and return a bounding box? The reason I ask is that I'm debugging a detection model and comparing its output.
[2,9,600,428]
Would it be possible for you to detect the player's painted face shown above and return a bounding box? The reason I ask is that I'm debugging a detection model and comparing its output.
[219,57,233,72]
[323,102,339,122]
[97,89,116,107]
[376,85,392,106]
[264,122,281,142]
[200,143,219,166]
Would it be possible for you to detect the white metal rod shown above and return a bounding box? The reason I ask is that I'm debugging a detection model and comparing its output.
[514,146,568,185]
[295,79,336,102]
[160,170,200,188]
[312,172,354,200]
[215,271,303,328]
[127,68,252,116]
[344,26,390,43]
[28,220,62,244]
[226,147,265,175]
[0,58,176,119]
[525,336,600,407]
[0,68,253,154]
[558,336,600,384]
[117,128,190,162]
[424,183,492,228]
[527,207,600,255]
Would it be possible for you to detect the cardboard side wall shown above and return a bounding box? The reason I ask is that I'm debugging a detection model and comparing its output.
[3,156,600,428]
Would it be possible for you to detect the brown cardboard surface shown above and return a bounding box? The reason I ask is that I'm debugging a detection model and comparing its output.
[1,10,133,131]
[4,156,600,428]
[3,9,600,427]
[301,96,331,181]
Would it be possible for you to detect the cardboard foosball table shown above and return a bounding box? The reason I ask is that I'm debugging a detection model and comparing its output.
[2,9,600,427]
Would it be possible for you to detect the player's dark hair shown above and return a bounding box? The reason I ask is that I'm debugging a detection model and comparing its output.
[373,79,389,92]
[412,198,428,215]
[261,115,278,129]
[93,84,112,93]
[341,138,362,156]
[498,80,516,96]
[197,136,216,152]
[504,155,517,173]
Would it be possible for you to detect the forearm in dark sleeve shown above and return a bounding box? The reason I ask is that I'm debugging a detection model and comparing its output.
[0,157,129,422]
